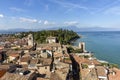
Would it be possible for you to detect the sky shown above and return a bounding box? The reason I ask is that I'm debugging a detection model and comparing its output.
[1,0,120,30]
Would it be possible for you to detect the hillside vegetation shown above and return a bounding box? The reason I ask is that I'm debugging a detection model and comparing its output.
[15,29,80,44]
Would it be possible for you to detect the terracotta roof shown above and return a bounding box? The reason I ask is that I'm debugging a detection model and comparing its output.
[0,47,4,50]
[92,60,101,65]
[0,65,9,70]
[108,68,120,80]
[37,78,49,80]
[20,56,31,62]
[0,72,29,80]
[71,55,86,64]
[41,47,52,50]
[9,53,19,57]
[6,50,22,57]
[40,58,52,66]
[81,68,90,79]
[63,53,69,57]
[0,69,7,78]
[83,59,100,65]
[96,66,107,77]
[43,59,52,66]
[50,72,62,80]
[72,55,100,65]
[54,52,63,58]
[30,59,38,64]
[64,59,72,64]
[55,62,69,69]
[81,68,98,80]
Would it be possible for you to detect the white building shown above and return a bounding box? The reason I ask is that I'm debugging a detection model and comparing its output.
[46,37,57,43]
[79,42,86,52]
[27,34,34,47]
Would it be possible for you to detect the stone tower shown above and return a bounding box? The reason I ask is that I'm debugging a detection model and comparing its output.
[27,34,34,47]
[79,42,86,52]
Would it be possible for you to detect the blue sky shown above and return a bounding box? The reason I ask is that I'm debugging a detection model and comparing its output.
[0,0,120,30]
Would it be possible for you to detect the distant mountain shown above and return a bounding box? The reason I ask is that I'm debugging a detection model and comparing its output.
[0,26,120,34]
[45,26,120,32]
[45,26,80,31]
[0,28,42,34]
[0,28,27,34]
[77,27,120,32]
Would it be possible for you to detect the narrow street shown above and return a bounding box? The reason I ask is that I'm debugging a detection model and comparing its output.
[66,54,80,80]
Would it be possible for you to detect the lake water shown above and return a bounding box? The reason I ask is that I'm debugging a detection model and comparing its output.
[73,31,120,66]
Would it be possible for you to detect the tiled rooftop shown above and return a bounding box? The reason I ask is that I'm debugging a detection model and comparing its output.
[96,66,107,77]
[0,69,7,78]
[109,68,120,80]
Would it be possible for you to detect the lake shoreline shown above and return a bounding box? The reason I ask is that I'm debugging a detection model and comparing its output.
[72,32,120,68]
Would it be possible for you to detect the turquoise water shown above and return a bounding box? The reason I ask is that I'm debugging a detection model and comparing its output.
[73,31,120,66]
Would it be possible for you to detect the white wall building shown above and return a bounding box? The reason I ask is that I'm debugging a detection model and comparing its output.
[46,37,57,43]
[79,42,86,52]
[27,34,34,47]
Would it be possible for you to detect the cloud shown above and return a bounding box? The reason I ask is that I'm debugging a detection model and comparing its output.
[19,18,55,26]
[10,7,26,12]
[44,20,49,25]
[104,6,120,15]
[91,0,120,14]
[43,20,55,25]
[24,0,33,6]
[38,20,42,23]
[64,21,79,26]
[19,17,38,23]
[49,0,88,13]
[51,0,87,9]
[0,14,4,18]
